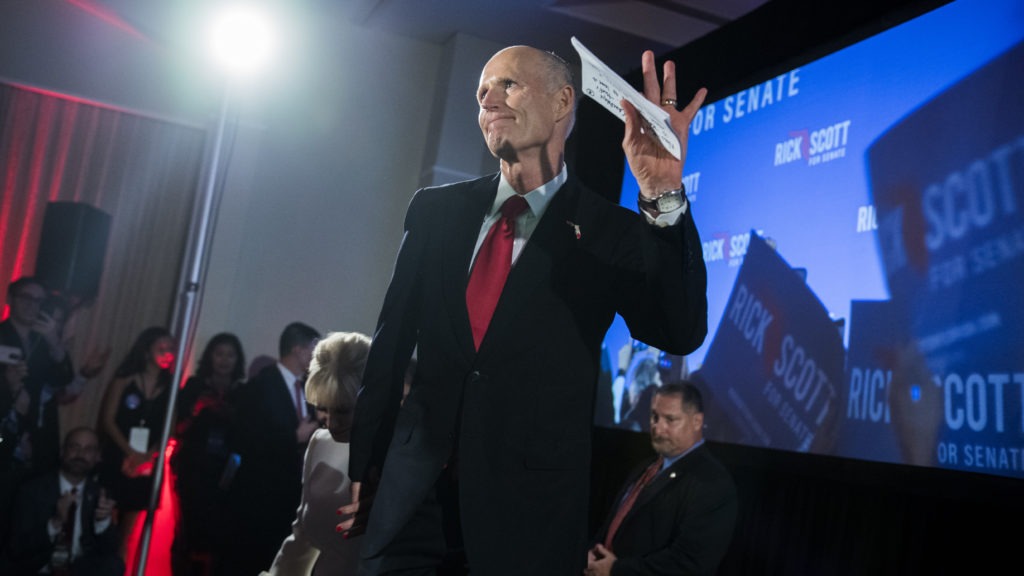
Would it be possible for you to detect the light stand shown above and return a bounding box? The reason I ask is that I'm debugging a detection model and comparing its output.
[133,85,233,576]
[132,5,276,573]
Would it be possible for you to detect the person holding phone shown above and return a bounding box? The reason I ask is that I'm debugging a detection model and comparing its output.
[1,277,74,547]
[0,277,74,474]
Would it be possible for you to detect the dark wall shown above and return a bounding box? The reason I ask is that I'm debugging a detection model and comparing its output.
[583,1,1024,573]
[590,434,1024,574]
[713,442,1022,574]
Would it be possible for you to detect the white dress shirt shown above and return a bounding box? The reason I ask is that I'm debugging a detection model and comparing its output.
[277,362,308,420]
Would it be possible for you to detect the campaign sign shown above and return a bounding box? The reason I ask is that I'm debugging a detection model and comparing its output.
[695,232,844,453]
[867,41,1024,478]
[836,300,922,466]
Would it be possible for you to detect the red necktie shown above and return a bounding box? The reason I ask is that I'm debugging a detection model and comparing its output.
[466,195,529,349]
[293,379,305,421]
[604,457,663,549]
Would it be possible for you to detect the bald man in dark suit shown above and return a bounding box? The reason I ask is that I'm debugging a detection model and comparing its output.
[340,46,709,576]
[3,427,122,576]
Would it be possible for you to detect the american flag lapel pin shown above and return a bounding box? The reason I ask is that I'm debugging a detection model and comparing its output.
[566,220,581,239]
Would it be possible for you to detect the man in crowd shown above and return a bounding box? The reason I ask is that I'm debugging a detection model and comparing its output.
[340,45,708,575]
[2,426,122,575]
[1,277,75,547]
[223,321,320,575]
[0,277,74,474]
[588,382,737,576]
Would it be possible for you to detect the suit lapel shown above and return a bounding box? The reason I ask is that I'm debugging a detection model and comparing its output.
[266,367,299,429]
[443,175,499,359]
[634,447,702,509]
[476,180,576,358]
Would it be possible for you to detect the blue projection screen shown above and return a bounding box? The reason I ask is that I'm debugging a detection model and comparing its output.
[596,0,1024,480]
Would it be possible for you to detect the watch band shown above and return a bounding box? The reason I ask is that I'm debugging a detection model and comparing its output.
[638,184,686,213]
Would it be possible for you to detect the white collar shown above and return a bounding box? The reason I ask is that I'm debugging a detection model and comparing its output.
[276,362,299,387]
[58,473,84,495]
[492,165,566,218]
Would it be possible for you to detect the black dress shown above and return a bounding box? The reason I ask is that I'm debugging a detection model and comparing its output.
[99,377,170,511]
[170,376,237,571]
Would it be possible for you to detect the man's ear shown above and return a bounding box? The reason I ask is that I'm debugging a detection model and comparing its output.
[692,411,705,431]
[553,84,575,121]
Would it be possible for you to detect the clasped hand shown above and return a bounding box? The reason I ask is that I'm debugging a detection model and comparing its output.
[336,470,379,539]
[585,543,616,576]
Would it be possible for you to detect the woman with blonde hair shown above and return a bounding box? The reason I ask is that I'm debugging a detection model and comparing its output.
[264,330,371,575]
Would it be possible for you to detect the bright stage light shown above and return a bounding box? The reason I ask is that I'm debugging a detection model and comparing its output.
[207,3,276,77]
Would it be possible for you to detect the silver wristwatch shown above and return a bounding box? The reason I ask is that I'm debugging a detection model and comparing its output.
[637,185,686,213]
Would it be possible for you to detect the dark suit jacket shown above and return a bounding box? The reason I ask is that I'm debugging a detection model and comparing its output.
[596,444,738,576]
[228,363,313,504]
[2,471,120,574]
[224,363,311,572]
[350,174,707,575]
[0,321,74,473]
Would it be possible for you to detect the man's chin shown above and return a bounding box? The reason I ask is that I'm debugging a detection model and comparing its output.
[64,463,91,476]
[487,138,518,161]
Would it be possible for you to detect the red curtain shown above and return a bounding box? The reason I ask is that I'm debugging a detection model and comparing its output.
[1,77,207,432]
[1,82,208,574]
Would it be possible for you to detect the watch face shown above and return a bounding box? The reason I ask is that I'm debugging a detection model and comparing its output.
[656,191,684,212]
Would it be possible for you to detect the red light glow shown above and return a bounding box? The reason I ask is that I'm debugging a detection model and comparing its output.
[64,0,149,41]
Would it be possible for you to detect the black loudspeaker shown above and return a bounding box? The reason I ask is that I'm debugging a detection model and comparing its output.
[34,202,111,301]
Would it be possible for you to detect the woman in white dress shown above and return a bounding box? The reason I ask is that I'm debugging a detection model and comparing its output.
[264,331,371,576]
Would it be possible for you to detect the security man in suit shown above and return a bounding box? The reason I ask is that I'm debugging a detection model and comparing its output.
[588,382,737,576]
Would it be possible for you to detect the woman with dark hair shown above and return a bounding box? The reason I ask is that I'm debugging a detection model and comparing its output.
[170,332,246,575]
[175,332,246,434]
[97,325,175,563]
